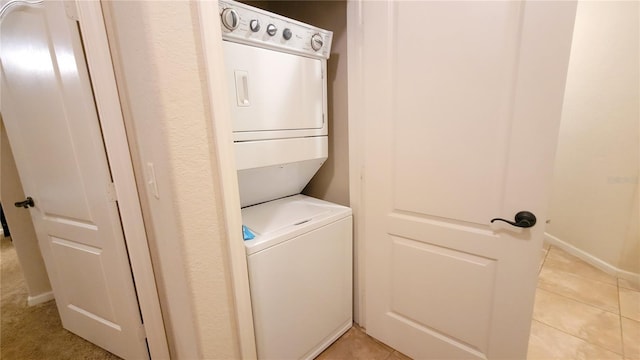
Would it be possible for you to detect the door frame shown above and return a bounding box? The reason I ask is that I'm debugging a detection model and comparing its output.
[346,0,367,327]
[73,2,169,358]
[195,2,257,358]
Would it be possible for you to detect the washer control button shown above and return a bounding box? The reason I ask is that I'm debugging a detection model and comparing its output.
[283,28,292,40]
[266,24,277,36]
[311,33,323,51]
[221,8,239,31]
[249,19,261,32]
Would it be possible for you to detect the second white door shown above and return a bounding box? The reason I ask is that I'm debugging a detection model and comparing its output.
[1,2,149,358]
[352,1,577,358]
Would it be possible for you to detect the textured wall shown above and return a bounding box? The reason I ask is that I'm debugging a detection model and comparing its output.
[102,2,240,358]
[547,1,639,273]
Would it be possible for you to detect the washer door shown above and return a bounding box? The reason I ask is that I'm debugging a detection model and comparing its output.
[223,41,327,141]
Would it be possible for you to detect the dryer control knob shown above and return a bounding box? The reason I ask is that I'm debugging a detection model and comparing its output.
[283,28,292,40]
[311,33,323,51]
[266,24,277,36]
[221,8,239,31]
[250,19,261,32]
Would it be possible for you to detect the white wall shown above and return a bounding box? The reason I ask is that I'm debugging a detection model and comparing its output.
[546,1,639,274]
[102,2,242,358]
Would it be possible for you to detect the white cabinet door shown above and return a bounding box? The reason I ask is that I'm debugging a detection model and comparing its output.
[1,2,148,359]
[352,1,577,358]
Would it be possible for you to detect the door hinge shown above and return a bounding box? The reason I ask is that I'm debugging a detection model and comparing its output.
[64,1,79,21]
[107,182,118,202]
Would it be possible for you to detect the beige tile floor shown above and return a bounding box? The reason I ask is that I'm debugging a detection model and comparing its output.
[317,245,640,360]
[530,245,639,360]
[316,325,411,360]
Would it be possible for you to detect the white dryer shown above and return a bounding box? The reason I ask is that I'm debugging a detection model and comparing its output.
[219,1,352,359]
[219,0,333,208]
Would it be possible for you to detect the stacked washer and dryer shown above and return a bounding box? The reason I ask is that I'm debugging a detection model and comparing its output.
[218,1,353,359]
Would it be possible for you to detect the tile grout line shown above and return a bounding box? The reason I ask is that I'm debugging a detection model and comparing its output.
[617,278,628,359]
[619,286,640,322]
[545,246,619,283]
[358,326,397,360]
[383,351,395,360]
[539,248,621,315]
[531,319,625,356]
[535,248,625,356]
[536,285,621,317]
[544,247,618,287]
[369,334,396,359]
[538,245,551,275]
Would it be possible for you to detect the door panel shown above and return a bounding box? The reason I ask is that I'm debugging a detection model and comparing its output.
[50,237,115,321]
[392,2,520,224]
[1,2,148,359]
[391,237,496,351]
[357,1,577,358]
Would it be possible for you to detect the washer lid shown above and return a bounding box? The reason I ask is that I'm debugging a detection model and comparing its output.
[241,195,352,254]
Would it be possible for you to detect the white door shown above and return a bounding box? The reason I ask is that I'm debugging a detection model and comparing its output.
[354,1,577,359]
[1,2,149,359]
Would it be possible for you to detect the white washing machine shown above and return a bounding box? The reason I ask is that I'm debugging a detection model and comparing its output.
[219,1,352,359]
[242,195,352,360]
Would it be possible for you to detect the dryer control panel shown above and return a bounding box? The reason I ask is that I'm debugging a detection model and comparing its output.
[218,0,333,60]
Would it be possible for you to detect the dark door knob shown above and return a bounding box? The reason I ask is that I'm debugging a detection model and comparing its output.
[14,197,35,209]
[491,211,536,228]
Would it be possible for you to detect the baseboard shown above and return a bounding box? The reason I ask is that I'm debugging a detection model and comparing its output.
[27,291,54,306]
[544,233,640,286]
